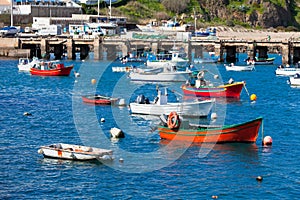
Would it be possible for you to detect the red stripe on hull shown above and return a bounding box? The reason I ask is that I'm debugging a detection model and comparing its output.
[158,118,262,143]
[82,96,112,105]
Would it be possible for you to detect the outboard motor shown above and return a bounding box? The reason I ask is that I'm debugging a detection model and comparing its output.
[159,114,168,126]
[136,94,145,104]
[144,98,150,104]
[228,78,234,84]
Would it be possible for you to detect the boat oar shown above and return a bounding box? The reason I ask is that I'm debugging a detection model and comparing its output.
[243,82,257,102]
[243,82,250,96]
[171,89,183,97]
[261,118,264,145]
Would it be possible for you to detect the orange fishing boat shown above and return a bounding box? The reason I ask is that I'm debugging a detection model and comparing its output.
[157,112,262,143]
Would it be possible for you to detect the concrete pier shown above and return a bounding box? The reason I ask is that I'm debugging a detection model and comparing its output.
[1,36,300,64]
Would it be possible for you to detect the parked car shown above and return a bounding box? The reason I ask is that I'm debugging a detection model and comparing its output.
[0,26,18,37]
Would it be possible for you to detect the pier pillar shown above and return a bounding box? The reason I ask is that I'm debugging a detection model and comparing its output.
[66,38,76,60]
[93,38,101,60]
[40,39,48,55]
[281,43,289,65]
[121,44,128,58]
[215,41,224,62]
[184,41,191,63]
[246,43,255,60]
[151,42,158,54]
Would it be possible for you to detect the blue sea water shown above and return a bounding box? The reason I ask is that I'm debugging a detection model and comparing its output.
[0,54,299,199]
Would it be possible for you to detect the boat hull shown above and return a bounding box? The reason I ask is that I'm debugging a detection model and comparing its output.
[30,66,73,76]
[289,77,300,86]
[38,143,113,161]
[129,71,191,82]
[275,68,300,76]
[82,95,118,105]
[182,82,244,99]
[130,100,214,117]
[158,117,262,143]
[225,65,255,71]
[146,60,188,68]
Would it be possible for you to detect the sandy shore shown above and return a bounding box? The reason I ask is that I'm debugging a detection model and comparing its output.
[216,28,299,42]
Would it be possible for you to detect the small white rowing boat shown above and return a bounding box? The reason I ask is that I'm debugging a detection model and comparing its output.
[289,74,300,86]
[38,143,113,161]
[225,63,255,71]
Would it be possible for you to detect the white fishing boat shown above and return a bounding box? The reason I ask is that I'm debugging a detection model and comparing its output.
[225,63,255,71]
[146,50,188,68]
[129,88,214,117]
[158,19,187,32]
[112,66,133,72]
[38,143,113,161]
[18,57,41,71]
[275,65,300,76]
[245,57,275,65]
[289,74,300,86]
[128,65,192,82]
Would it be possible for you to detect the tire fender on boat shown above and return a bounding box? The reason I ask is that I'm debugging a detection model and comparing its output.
[167,112,180,129]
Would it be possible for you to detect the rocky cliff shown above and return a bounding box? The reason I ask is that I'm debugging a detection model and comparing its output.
[197,0,298,28]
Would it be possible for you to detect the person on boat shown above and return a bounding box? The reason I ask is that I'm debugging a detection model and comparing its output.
[278,65,284,69]
[172,66,177,71]
[228,78,235,84]
[197,70,206,86]
[40,62,45,70]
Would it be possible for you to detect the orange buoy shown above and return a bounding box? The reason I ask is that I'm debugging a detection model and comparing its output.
[263,136,273,146]
[91,79,96,84]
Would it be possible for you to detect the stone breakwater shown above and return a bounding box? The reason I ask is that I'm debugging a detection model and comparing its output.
[0,38,30,58]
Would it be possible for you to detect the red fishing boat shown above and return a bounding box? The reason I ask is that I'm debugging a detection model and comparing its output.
[30,61,73,76]
[158,112,263,143]
[82,94,119,105]
[182,81,245,99]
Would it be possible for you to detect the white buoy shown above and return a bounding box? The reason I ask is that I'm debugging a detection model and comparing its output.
[263,136,273,146]
[117,98,126,106]
[211,112,218,120]
[110,127,125,138]
[23,112,32,116]
[100,118,105,122]
[74,70,80,77]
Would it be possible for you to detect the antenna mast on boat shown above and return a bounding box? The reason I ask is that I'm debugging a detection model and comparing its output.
[97,0,100,19]
[109,0,112,18]
[193,8,197,32]
[10,0,13,26]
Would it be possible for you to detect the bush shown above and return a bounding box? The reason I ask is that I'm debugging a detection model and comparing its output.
[226,20,235,27]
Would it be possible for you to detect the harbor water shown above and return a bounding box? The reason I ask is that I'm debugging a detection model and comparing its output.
[0,54,299,199]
